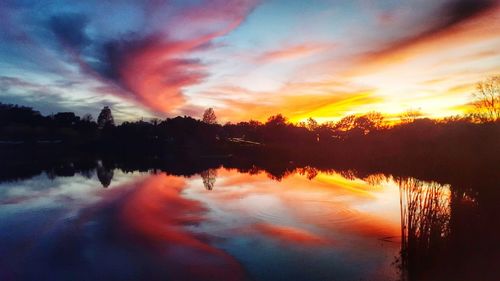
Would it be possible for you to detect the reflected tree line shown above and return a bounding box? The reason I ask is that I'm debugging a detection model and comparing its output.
[0,150,498,280]
[1,155,499,280]
[198,166,499,281]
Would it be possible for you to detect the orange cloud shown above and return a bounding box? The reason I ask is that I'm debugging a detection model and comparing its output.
[190,168,401,242]
[216,89,383,123]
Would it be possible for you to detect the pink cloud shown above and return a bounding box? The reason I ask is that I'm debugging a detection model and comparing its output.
[118,39,207,113]
[41,0,259,116]
[113,0,259,115]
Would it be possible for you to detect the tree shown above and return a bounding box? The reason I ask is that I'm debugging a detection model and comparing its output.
[470,75,500,122]
[53,112,79,127]
[82,114,93,122]
[334,114,357,131]
[399,109,422,124]
[363,112,385,129]
[305,117,319,131]
[353,112,385,134]
[265,114,287,127]
[202,108,217,124]
[97,106,115,129]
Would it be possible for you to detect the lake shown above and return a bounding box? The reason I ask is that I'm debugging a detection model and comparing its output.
[0,162,498,281]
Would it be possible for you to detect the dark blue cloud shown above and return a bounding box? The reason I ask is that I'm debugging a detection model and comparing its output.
[48,13,91,50]
[437,0,495,32]
[366,0,497,60]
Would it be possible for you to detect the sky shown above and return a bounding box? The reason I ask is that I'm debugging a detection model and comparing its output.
[0,0,499,123]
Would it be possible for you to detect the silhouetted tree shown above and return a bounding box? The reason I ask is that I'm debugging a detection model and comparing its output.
[334,114,357,131]
[352,112,385,134]
[362,112,385,129]
[0,103,44,127]
[97,106,115,129]
[265,114,287,127]
[470,75,500,122]
[82,114,93,122]
[305,117,319,131]
[202,108,217,124]
[399,109,423,124]
[53,112,79,127]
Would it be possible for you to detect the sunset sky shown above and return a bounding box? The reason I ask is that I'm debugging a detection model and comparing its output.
[0,0,499,123]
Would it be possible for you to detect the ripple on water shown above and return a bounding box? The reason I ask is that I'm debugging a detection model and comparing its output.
[297,200,365,226]
[248,199,366,227]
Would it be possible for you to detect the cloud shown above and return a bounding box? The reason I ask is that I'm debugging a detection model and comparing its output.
[443,0,496,25]
[0,0,498,121]
[98,36,205,113]
[215,91,382,123]
[256,43,331,63]
[1,0,259,118]
[48,13,90,50]
[210,80,381,122]
[88,0,258,115]
[363,0,498,62]
[0,75,152,121]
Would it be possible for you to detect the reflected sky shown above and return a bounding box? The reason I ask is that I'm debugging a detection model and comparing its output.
[185,169,403,281]
[0,167,449,281]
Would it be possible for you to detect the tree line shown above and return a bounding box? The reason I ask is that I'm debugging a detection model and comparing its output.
[0,75,498,162]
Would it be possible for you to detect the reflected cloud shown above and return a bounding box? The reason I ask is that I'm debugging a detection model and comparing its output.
[253,223,328,245]
[118,174,247,280]
[2,159,497,281]
[185,168,402,245]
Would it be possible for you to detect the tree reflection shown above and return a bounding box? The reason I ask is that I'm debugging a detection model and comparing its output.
[1,153,499,280]
[200,169,217,190]
[297,166,318,180]
[96,160,114,188]
[362,173,387,186]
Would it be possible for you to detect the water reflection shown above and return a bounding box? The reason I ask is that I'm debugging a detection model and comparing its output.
[397,178,451,281]
[200,169,217,190]
[396,178,500,281]
[96,160,114,188]
[0,163,498,281]
[118,174,247,280]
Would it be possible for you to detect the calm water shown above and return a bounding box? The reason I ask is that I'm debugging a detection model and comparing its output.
[0,165,497,281]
